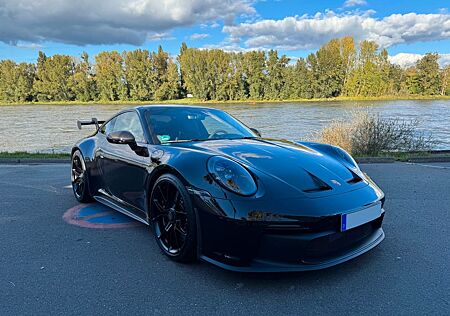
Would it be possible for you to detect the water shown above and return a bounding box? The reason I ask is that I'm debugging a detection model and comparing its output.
[1,100,449,152]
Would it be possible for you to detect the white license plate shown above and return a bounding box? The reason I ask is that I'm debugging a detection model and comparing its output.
[341,203,382,231]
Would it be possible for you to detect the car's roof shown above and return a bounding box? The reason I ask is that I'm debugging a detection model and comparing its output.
[134,104,218,112]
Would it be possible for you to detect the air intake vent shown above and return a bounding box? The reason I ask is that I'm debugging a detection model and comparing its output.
[347,169,363,184]
[303,172,332,193]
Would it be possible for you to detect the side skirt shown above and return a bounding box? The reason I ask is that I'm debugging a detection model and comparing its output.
[94,190,149,225]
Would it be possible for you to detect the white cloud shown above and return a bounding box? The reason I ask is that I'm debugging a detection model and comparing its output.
[190,33,210,40]
[343,0,367,8]
[223,11,450,50]
[388,53,423,68]
[15,42,44,50]
[389,53,450,68]
[0,0,255,45]
[147,32,175,41]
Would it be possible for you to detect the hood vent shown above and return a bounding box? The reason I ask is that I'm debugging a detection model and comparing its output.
[303,172,332,193]
[347,169,363,184]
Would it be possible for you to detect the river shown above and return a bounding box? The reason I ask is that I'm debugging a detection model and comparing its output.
[0,100,449,152]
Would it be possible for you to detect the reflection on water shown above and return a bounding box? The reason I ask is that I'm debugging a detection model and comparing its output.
[0,100,449,152]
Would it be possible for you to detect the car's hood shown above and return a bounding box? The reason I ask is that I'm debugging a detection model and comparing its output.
[172,138,367,196]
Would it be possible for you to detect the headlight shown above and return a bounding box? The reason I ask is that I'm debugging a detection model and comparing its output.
[207,156,257,196]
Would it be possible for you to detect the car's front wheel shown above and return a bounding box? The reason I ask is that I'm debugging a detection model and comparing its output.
[71,150,93,203]
[150,174,197,262]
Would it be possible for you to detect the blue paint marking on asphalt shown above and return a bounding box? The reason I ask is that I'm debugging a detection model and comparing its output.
[78,207,103,217]
[87,214,134,224]
[77,204,136,224]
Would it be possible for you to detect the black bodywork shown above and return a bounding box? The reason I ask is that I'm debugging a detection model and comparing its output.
[73,105,385,272]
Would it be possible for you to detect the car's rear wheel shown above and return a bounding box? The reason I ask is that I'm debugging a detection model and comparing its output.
[71,150,92,203]
[150,174,197,262]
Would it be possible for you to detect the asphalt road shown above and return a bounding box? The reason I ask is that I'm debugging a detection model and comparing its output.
[1,162,449,315]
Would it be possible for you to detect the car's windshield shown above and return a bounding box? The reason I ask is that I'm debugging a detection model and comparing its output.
[144,107,256,143]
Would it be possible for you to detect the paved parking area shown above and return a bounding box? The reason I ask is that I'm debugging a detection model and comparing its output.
[0,162,449,315]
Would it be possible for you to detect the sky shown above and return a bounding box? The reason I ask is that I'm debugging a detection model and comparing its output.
[0,0,449,67]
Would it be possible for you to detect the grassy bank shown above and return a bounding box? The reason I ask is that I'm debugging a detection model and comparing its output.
[0,152,70,159]
[355,151,450,161]
[1,95,450,106]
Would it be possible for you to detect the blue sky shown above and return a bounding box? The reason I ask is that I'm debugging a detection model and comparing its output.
[0,0,449,66]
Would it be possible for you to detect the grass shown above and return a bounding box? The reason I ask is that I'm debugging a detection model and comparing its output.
[0,151,70,159]
[1,95,450,106]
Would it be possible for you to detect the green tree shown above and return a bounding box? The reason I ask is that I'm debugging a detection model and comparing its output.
[306,53,320,97]
[244,51,266,100]
[178,48,210,100]
[33,52,75,101]
[177,42,188,98]
[344,40,386,97]
[314,39,346,97]
[94,51,126,101]
[403,67,420,95]
[69,52,96,101]
[155,61,180,100]
[123,49,153,101]
[0,61,35,102]
[286,58,313,99]
[151,46,169,95]
[265,50,289,100]
[441,65,450,96]
[416,53,441,95]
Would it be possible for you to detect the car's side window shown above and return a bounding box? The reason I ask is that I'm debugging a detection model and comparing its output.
[112,111,146,143]
[100,117,116,135]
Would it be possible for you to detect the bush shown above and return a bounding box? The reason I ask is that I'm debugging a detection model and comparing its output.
[316,111,434,156]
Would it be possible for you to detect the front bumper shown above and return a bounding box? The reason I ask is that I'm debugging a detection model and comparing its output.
[201,218,384,272]
[192,192,385,272]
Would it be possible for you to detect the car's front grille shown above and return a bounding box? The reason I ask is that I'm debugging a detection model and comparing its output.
[263,215,340,234]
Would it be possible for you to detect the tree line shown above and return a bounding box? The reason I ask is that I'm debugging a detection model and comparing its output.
[0,37,449,103]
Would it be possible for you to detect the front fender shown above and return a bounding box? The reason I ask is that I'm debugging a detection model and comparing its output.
[152,145,228,200]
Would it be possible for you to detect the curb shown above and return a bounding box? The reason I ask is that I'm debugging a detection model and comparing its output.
[356,157,450,163]
[355,157,396,164]
[406,157,450,163]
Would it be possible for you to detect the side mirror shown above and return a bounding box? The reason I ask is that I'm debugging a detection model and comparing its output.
[107,130,136,145]
[250,128,261,137]
[106,131,149,157]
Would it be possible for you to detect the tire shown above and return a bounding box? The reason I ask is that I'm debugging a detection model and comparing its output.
[150,174,197,263]
[71,150,93,203]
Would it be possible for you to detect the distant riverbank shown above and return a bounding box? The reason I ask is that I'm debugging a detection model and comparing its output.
[1,95,450,106]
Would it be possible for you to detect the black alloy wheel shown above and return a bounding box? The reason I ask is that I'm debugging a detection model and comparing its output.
[150,174,196,262]
[71,150,92,202]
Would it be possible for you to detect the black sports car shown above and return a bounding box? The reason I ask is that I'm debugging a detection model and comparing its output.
[71,105,385,272]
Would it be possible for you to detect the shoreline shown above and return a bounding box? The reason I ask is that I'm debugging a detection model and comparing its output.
[1,150,450,164]
[1,95,450,106]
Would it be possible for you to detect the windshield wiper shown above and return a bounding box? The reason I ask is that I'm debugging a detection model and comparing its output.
[164,139,204,143]
[165,136,258,143]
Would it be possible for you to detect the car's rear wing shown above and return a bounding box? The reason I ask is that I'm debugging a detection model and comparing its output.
[77,118,105,130]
